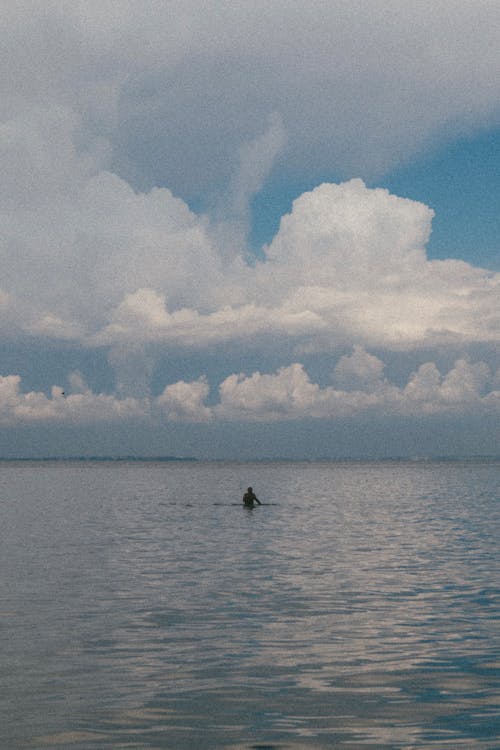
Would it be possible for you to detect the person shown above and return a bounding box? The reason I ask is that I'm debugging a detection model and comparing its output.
[242,486,261,506]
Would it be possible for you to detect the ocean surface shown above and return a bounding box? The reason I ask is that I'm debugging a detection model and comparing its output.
[1,459,499,749]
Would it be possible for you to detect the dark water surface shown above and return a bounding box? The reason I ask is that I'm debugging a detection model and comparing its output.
[1,459,499,749]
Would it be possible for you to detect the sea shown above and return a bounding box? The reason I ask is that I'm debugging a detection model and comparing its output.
[1,458,499,749]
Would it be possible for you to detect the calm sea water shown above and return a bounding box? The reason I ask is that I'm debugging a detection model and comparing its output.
[1,459,499,749]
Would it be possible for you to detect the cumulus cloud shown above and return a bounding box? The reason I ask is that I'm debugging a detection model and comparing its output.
[260,180,500,350]
[88,180,499,353]
[0,375,147,426]
[215,356,500,422]
[1,1,500,417]
[215,363,386,421]
[333,347,386,391]
[1,353,498,427]
[2,121,499,357]
[401,359,494,414]
[94,288,324,347]
[157,377,212,422]
[0,109,226,338]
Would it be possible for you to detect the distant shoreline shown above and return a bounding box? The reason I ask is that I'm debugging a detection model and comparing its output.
[0,455,498,463]
[0,456,198,463]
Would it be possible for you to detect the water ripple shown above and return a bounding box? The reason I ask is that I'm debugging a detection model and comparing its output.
[0,460,499,748]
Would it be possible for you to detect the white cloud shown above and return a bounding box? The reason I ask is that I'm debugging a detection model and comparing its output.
[438,359,491,405]
[89,180,500,353]
[2,119,499,357]
[94,289,324,347]
[157,377,212,422]
[401,359,494,415]
[1,3,500,414]
[333,346,385,390]
[259,181,500,350]
[1,353,499,427]
[0,375,147,426]
[403,362,443,408]
[215,356,500,422]
[215,362,390,421]
[217,364,323,421]
[0,109,226,337]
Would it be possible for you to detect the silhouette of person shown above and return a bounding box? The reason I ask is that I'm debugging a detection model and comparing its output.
[242,486,261,506]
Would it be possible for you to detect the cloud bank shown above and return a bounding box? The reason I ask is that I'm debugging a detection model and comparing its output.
[2,2,500,359]
[1,353,499,427]
[1,2,500,448]
[2,143,498,352]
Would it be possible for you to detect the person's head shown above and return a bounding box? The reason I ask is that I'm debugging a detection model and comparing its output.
[247,487,253,492]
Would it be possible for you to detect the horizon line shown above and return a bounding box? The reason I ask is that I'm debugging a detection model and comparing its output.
[0,455,499,463]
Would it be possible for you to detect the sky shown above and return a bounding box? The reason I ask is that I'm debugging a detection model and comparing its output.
[1,0,499,459]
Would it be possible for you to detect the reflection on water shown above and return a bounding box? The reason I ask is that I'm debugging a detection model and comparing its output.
[1,460,499,748]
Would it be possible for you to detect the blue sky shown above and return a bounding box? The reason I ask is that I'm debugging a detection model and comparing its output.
[251,127,500,271]
[383,128,500,270]
[1,2,499,458]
